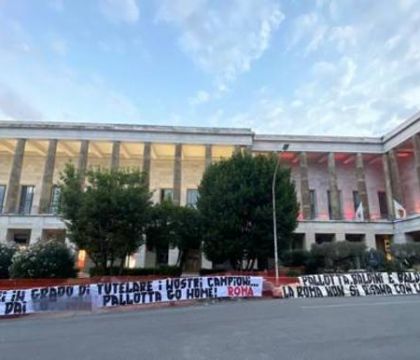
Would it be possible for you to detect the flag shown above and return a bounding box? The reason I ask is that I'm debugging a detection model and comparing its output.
[355,202,364,221]
[393,199,406,219]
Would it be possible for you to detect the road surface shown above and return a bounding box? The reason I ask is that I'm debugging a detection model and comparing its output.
[1,296,420,360]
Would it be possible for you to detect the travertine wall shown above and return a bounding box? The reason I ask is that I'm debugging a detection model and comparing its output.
[181,159,205,206]
[336,159,358,220]
[19,154,45,214]
[149,158,174,203]
[307,157,330,220]
[398,153,420,215]
[364,160,386,220]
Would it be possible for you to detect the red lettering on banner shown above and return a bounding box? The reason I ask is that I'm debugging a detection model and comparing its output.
[227,286,254,297]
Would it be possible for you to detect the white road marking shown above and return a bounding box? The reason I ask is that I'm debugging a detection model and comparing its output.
[301,299,420,309]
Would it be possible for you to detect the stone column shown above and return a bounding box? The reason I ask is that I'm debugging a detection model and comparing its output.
[78,140,89,184]
[328,152,341,220]
[5,139,26,214]
[39,139,58,214]
[299,152,311,219]
[355,152,370,220]
[142,142,152,188]
[365,233,376,249]
[388,150,403,204]
[205,144,212,168]
[111,141,120,170]
[412,134,420,192]
[173,144,182,206]
[30,227,43,244]
[382,154,394,218]
[305,232,316,250]
[336,232,346,242]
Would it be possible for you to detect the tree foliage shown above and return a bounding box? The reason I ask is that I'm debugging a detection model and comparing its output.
[0,243,16,279]
[145,201,202,267]
[198,152,299,270]
[310,241,367,272]
[391,243,420,268]
[9,241,76,279]
[59,163,152,274]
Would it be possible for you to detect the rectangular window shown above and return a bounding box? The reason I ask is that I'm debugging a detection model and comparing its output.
[18,185,35,215]
[327,190,342,219]
[309,189,317,219]
[186,189,199,207]
[0,185,6,213]
[353,191,361,212]
[49,185,61,214]
[378,191,389,219]
[160,188,173,202]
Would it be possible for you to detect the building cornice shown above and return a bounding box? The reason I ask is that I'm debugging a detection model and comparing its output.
[1,109,420,152]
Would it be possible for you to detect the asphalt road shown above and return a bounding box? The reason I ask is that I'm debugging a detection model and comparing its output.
[1,296,420,360]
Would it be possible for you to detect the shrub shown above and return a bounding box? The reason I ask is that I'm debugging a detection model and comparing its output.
[89,265,181,277]
[281,249,310,267]
[285,268,302,277]
[0,243,16,279]
[304,252,325,275]
[9,241,76,279]
[391,243,420,268]
[310,241,367,273]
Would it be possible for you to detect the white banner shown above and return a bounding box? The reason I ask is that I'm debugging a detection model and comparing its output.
[281,272,420,299]
[0,276,263,316]
[95,276,262,307]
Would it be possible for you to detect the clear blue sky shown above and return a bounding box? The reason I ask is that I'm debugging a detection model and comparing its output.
[0,0,419,136]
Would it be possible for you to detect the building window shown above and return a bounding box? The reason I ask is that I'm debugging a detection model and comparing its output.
[0,185,6,213]
[156,246,169,265]
[160,188,173,202]
[186,189,199,207]
[327,190,342,219]
[378,191,389,219]
[309,189,317,219]
[18,185,35,215]
[49,185,61,214]
[353,191,361,212]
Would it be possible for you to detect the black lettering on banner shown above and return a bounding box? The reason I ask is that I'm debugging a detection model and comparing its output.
[282,286,294,298]
[349,285,360,297]
[296,286,323,298]
[5,301,27,315]
[325,285,344,297]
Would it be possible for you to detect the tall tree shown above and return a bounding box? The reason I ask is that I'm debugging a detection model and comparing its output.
[198,152,299,270]
[59,163,152,274]
[145,201,202,268]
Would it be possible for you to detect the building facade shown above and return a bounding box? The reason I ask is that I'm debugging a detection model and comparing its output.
[1,112,420,268]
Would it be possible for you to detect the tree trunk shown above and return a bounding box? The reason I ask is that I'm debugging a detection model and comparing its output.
[118,255,126,275]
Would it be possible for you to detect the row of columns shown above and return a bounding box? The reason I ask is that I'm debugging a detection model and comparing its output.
[298,150,408,221]
[3,138,418,220]
[3,139,216,214]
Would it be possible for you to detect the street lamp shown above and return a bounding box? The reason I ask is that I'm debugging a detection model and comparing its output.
[272,143,289,283]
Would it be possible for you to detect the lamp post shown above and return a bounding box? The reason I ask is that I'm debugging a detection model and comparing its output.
[272,143,289,283]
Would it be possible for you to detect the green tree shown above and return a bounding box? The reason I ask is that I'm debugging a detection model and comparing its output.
[145,200,178,262]
[0,243,16,279]
[59,163,152,274]
[198,152,299,270]
[145,201,202,268]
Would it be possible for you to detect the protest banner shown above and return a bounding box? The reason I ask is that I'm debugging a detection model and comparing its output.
[280,272,420,299]
[0,276,263,316]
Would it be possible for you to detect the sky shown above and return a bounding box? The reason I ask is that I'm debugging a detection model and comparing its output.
[0,0,420,136]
